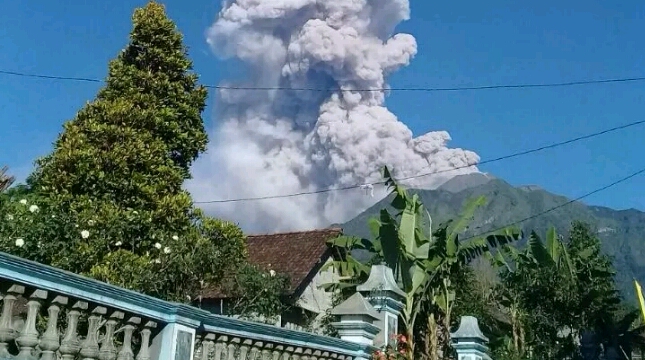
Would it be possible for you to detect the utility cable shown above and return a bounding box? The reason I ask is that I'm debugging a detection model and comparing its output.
[461,165,645,241]
[194,119,645,203]
[2,69,645,92]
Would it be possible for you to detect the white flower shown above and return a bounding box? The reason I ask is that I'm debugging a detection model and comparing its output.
[80,230,90,239]
[15,238,24,247]
[172,235,179,241]
[115,241,123,247]
[51,215,56,218]
[154,259,161,264]
[19,199,27,205]
[163,247,171,254]
[5,214,13,221]
[269,270,276,277]
[29,205,39,213]
[154,242,162,249]
[88,220,95,226]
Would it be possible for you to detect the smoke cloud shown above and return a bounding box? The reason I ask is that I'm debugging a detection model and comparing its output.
[188,0,480,233]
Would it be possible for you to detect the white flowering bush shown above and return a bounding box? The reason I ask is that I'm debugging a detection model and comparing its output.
[0,189,78,265]
[222,262,290,323]
[0,188,258,303]
[0,1,289,321]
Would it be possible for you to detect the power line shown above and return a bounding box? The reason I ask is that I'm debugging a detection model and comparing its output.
[461,165,645,241]
[194,119,645,204]
[2,69,645,92]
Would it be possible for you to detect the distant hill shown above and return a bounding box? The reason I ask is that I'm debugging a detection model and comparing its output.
[342,173,645,298]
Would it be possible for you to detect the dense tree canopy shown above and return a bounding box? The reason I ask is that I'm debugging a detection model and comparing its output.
[329,169,644,360]
[0,2,287,316]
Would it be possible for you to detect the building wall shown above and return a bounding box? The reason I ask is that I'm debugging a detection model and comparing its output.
[291,257,339,331]
[199,258,340,333]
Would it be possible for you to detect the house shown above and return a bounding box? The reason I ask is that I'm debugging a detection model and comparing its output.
[199,228,344,332]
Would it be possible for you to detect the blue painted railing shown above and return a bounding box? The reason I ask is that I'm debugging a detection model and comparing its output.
[0,251,375,360]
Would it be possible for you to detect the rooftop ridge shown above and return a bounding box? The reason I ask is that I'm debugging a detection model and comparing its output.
[247,227,343,238]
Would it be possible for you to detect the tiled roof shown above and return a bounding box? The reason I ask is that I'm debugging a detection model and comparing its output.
[201,228,343,299]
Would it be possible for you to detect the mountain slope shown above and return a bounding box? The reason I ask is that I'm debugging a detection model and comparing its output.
[342,174,645,297]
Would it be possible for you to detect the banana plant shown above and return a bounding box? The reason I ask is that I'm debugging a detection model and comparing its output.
[323,167,522,358]
[418,197,521,360]
[492,227,580,280]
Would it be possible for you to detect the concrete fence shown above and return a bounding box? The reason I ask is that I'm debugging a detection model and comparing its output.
[0,251,491,360]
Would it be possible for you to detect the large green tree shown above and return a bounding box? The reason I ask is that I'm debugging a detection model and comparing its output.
[30,1,206,223]
[24,1,211,298]
[0,2,290,312]
[492,222,624,360]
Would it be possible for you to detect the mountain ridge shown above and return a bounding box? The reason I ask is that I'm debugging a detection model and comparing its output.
[342,173,645,298]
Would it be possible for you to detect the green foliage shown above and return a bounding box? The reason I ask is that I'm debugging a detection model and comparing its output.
[31,2,207,195]
[12,1,215,302]
[0,166,14,193]
[221,263,290,324]
[28,4,208,259]
[0,193,249,302]
[325,167,521,359]
[491,222,626,360]
[0,2,283,321]
[340,174,640,358]
[341,176,644,299]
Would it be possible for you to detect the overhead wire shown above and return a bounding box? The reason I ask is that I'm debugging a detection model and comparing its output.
[2,68,643,206]
[2,69,645,92]
[460,165,645,240]
[194,119,645,203]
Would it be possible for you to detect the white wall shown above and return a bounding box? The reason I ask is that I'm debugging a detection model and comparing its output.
[294,257,339,330]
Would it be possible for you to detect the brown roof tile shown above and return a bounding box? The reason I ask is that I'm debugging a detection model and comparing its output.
[201,228,343,299]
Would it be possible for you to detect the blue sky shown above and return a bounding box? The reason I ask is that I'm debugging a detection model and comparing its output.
[1,0,644,211]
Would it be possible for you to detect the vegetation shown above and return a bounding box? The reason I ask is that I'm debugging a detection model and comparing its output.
[0,166,14,192]
[0,1,285,320]
[342,174,645,298]
[220,262,290,324]
[1,2,643,353]
[326,167,522,359]
[331,169,645,360]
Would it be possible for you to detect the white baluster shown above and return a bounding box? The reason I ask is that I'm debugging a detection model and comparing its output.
[16,289,47,359]
[40,295,68,360]
[80,306,107,360]
[227,337,239,360]
[135,321,156,360]
[0,284,24,357]
[59,301,88,360]
[117,317,140,360]
[239,338,251,359]
[99,311,124,360]
[199,333,215,360]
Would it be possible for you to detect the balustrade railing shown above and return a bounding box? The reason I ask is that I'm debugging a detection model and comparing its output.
[0,251,374,360]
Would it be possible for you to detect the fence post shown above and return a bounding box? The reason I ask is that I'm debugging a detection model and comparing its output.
[149,314,201,360]
[331,292,381,346]
[356,264,406,348]
[451,316,491,360]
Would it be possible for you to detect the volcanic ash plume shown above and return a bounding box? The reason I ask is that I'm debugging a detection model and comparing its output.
[188,0,480,233]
